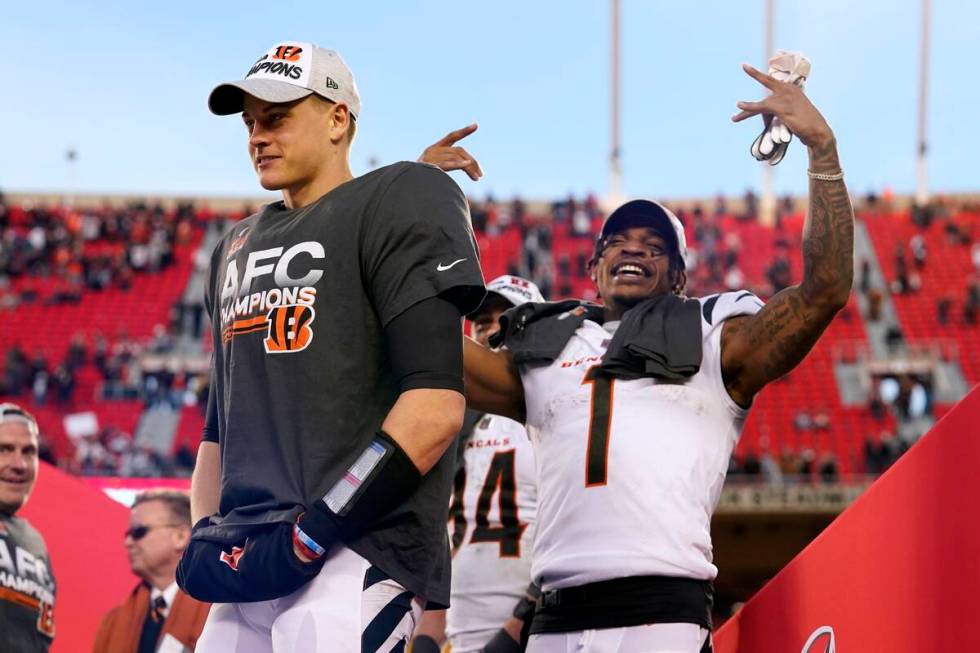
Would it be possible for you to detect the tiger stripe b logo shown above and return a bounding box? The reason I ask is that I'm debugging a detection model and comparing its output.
[272,45,303,61]
[264,304,316,353]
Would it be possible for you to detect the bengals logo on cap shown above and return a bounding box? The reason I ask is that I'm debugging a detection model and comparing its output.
[272,45,303,61]
[264,304,316,353]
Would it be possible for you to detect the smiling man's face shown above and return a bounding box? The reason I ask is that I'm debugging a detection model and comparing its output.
[592,226,680,318]
[241,94,344,193]
[0,422,38,516]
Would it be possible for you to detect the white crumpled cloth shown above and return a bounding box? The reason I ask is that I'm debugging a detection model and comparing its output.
[750,50,811,166]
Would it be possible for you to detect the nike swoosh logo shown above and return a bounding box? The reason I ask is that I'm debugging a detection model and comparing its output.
[436,258,467,272]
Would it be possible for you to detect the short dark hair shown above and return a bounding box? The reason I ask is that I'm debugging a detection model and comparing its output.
[132,489,192,526]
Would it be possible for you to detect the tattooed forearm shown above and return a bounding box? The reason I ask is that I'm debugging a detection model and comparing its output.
[720,139,855,405]
[722,292,825,405]
[800,139,854,307]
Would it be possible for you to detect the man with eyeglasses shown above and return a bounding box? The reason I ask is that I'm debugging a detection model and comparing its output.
[0,402,56,652]
[94,490,209,653]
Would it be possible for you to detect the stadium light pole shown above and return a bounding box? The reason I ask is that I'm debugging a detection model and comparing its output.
[759,0,776,226]
[916,0,931,207]
[608,0,624,209]
[65,147,78,208]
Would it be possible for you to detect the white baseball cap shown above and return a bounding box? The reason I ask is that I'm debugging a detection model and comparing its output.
[209,41,361,119]
[478,275,545,312]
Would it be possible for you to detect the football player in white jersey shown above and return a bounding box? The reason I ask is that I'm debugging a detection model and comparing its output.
[411,275,544,653]
[460,66,854,652]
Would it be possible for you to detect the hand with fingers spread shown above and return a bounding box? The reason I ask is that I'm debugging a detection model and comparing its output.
[418,123,484,181]
[732,63,835,153]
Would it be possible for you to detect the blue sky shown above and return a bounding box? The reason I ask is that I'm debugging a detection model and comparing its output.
[3,0,977,201]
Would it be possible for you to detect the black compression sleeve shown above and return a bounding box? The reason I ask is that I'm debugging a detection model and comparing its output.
[202,378,219,443]
[385,295,464,393]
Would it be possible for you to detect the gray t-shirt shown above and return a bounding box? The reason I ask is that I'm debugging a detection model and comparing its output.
[0,513,56,652]
[202,161,485,606]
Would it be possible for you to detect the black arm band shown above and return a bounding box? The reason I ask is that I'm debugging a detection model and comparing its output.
[385,295,464,393]
[297,430,423,550]
[480,629,522,653]
[411,635,442,653]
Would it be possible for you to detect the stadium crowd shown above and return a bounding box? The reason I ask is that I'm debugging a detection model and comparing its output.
[0,189,976,483]
[0,193,201,307]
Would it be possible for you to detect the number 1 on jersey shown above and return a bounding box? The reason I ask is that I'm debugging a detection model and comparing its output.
[583,366,614,487]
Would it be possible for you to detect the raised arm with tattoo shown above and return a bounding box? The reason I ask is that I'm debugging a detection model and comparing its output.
[722,63,854,407]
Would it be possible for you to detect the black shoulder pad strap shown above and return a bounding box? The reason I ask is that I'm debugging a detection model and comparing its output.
[490,300,603,367]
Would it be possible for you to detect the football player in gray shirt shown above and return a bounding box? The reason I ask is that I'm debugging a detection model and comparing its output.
[178,41,485,653]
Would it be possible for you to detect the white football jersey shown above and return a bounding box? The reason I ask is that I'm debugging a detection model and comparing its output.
[447,414,537,653]
[520,291,764,591]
